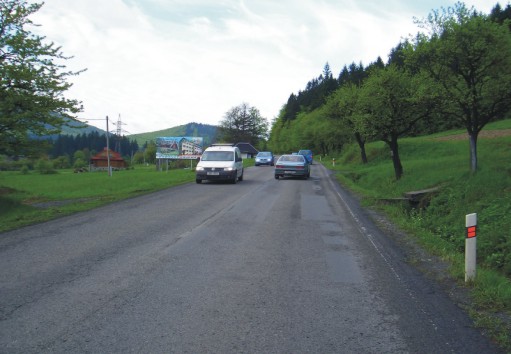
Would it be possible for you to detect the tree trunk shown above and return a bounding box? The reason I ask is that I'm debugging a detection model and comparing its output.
[468,132,478,173]
[388,136,403,180]
[355,132,368,164]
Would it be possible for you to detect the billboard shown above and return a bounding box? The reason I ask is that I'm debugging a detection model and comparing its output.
[155,136,203,160]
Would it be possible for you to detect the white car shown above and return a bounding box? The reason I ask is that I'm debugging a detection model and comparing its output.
[195,144,244,184]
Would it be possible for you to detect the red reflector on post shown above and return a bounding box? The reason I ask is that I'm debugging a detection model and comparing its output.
[467,226,476,238]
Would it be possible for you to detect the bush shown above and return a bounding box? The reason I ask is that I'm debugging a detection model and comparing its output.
[36,159,56,174]
[73,158,87,169]
[53,155,71,169]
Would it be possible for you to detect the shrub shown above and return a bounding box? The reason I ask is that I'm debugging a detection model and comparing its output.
[20,165,29,175]
[73,158,87,169]
[36,159,56,174]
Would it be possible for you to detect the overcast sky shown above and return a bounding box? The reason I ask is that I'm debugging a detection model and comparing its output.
[31,0,498,135]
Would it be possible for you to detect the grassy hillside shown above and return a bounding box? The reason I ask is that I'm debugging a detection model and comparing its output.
[128,122,218,147]
[331,119,511,275]
[325,119,511,347]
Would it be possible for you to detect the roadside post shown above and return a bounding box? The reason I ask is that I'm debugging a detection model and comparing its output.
[332,158,335,167]
[465,213,477,282]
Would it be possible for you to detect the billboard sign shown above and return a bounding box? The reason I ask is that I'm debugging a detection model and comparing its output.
[155,136,203,160]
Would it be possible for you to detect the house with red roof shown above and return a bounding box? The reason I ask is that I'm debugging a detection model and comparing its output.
[90,148,127,170]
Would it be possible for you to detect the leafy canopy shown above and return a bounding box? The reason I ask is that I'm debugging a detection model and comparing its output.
[218,102,268,146]
[0,0,84,155]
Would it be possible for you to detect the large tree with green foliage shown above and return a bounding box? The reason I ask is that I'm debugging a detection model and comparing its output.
[358,65,438,180]
[0,0,83,156]
[218,102,268,145]
[325,83,368,163]
[408,2,511,172]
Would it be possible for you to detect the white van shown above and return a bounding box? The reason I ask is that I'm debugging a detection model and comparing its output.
[195,144,244,184]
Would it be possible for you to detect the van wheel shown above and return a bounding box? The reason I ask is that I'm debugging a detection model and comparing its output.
[238,171,244,181]
[232,174,238,184]
[196,179,202,184]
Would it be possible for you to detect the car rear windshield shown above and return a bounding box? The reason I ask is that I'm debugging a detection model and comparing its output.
[279,155,305,162]
[201,151,234,161]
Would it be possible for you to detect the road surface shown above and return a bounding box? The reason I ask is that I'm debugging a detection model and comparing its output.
[0,163,502,353]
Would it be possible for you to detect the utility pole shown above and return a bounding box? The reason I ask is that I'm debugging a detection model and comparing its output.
[106,115,111,177]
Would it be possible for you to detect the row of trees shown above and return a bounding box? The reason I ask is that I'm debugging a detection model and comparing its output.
[49,132,139,160]
[269,2,511,179]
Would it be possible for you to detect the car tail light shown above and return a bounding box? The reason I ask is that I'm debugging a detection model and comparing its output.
[296,166,304,169]
[276,165,284,168]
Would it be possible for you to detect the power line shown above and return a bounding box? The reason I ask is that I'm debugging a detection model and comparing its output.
[112,114,129,154]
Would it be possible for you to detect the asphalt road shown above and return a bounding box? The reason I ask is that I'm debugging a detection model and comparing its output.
[0,163,503,353]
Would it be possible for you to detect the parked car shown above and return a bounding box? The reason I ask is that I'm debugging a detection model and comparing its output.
[274,154,310,180]
[298,149,313,164]
[255,151,274,166]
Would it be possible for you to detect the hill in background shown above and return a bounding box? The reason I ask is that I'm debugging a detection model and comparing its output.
[43,120,218,150]
[128,122,218,147]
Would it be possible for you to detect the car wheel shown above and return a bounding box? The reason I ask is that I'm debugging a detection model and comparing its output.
[196,179,202,184]
[275,175,279,180]
[238,171,243,181]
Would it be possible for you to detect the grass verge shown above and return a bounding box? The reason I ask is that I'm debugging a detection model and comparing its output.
[0,159,255,233]
[0,165,196,232]
[322,119,511,350]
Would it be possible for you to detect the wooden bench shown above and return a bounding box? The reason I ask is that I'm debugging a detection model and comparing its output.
[403,187,440,207]
[379,187,440,208]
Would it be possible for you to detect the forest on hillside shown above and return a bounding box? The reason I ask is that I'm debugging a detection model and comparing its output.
[268,2,511,179]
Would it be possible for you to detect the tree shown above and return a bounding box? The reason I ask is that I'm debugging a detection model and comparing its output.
[143,141,156,164]
[218,102,268,145]
[409,2,511,172]
[325,83,368,163]
[0,0,84,156]
[358,65,438,180]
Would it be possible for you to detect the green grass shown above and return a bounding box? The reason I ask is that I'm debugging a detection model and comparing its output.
[0,158,256,233]
[323,119,511,350]
[0,166,196,232]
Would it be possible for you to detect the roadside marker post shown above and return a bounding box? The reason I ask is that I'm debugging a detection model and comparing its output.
[332,158,335,167]
[465,213,477,282]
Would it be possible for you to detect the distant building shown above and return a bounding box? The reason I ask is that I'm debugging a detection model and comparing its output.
[235,142,259,159]
[90,148,127,170]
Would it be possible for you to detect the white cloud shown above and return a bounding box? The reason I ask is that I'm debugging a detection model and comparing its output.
[29,0,498,134]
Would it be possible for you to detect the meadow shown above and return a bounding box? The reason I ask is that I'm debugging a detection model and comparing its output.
[0,159,256,232]
[0,166,196,232]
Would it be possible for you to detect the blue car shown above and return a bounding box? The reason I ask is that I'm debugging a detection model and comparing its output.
[298,149,313,164]
[255,151,274,166]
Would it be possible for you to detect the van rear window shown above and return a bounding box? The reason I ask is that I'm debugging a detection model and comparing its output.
[201,151,234,161]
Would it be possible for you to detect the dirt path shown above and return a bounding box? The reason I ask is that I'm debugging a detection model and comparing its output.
[434,129,511,141]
